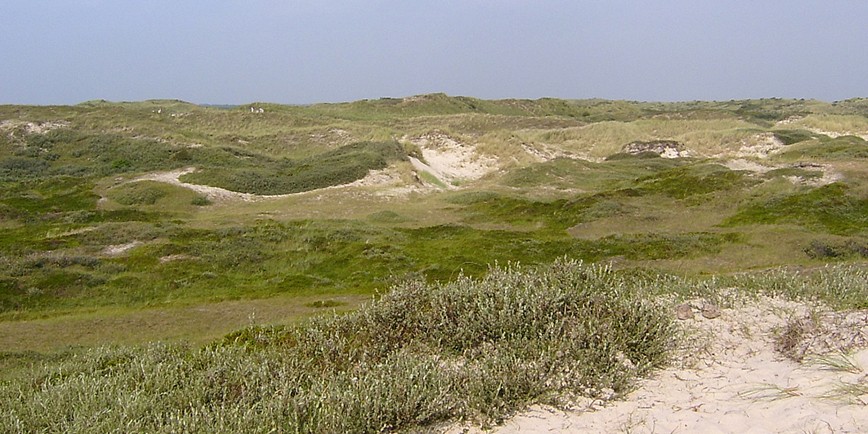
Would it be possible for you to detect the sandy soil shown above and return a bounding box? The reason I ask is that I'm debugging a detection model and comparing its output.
[0,120,70,134]
[406,133,499,188]
[722,159,843,187]
[449,297,868,433]
[102,240,142,256]
[735,132,786,159]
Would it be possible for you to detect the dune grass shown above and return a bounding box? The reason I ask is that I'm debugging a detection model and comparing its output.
[3,260,866,433]
[1,95,867,432]
[180,141,409,195]
[723,183,868,235]
[0,260,675,433]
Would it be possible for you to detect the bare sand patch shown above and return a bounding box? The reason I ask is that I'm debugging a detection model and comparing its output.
[406,132,499,188]
[449,297,868,434]
[735,132,786,159]
[0,120,70,135]
[102,241,142,256]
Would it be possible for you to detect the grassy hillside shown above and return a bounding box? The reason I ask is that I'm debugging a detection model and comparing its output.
[1,94,866,325]
[1,94,866,432]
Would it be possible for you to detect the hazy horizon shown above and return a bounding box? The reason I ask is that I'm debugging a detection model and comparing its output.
[2,1,866,105]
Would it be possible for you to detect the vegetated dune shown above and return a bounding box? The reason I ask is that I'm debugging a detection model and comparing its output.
[1,95,867,433]
[453,296,868,434]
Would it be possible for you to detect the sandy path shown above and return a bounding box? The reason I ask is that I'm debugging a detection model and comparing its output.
[451,298,868,433]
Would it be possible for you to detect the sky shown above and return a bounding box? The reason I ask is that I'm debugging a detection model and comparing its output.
[1,0,866,105]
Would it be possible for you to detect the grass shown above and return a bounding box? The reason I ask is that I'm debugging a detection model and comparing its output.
[723,183,868,235]
[0,209,749,319]
[771,129,816,145]
[805,351,863,374]
[739,384,802,401]
[180,141,408,194]
[723,264,868,310]
[633,164,758,199]
[1,95,867,431]
[777,135,868,161]
[0,294,367,353]
[3,260,866,432]
[0,260,675,433]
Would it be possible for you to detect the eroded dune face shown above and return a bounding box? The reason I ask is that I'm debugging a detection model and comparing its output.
[406,132,499,187]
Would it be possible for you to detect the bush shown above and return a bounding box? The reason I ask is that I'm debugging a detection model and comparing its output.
[724,183,868,235]
[772,129,815,145]
[0,157,51,179]
[190,195,211,206]
[0,259,675,432]
[804,239,868,259]
[181,141,408,195]
[108,181,169,205]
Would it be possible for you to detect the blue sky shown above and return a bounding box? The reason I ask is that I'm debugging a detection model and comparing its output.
[1,1,866,105]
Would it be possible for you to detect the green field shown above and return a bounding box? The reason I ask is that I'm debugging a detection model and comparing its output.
[1,95,866,432]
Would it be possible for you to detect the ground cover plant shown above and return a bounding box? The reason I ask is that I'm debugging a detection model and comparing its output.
[2,261,867,432]
[0,95,867,431]
[0,260,676,432]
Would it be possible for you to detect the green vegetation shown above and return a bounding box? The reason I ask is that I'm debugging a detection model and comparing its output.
[0,95,866,431]
[724,183,868,235]
[777,135,868,161]
[633,164,758,199]
[3,261,867,432]
[1,260,675,432]
[181,141,409,195]
[772,129,815,145]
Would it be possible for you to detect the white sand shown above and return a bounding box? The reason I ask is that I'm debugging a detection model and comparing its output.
[102,240,142,256]
[406,132,498,188]
[722,159,843,187]
[735,132,786,159]
[450,297,868,433]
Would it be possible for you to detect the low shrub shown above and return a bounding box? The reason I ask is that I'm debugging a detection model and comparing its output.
[723,183,868,235]
[634,165,757,199]
[772,129,815,145]
[108,181,170,206]
[804,239,868,259]
[181,141,407,195]
[778,135,868,160]
[0,259,675,432]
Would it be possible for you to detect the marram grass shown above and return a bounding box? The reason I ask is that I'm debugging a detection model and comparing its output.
[0,259,674,433]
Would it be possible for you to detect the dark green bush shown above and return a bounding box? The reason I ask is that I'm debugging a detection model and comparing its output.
[772,129,815,145]
[0,157,51,179]
[181,141,408,195]
[108,182,169,205]
[804,239,868,259]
